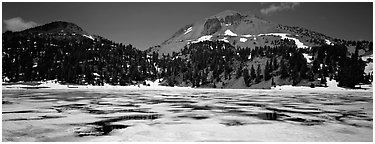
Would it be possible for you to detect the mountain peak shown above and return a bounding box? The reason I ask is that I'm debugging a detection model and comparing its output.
[24,21,87,35]
[210,10,243,19]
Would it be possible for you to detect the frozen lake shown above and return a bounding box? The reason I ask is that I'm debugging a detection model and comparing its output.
[2,88,373,142]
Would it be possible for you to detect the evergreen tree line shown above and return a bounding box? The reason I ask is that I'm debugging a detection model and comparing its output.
[2,32,372,88]
[2,33,160,85]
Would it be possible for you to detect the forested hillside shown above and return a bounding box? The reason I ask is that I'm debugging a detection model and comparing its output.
[2,21,373,89]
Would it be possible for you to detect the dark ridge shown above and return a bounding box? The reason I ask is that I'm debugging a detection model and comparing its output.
[201,18,222,35]
[22,21,87,35]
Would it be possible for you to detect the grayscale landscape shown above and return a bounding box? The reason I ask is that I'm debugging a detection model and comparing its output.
[2,2,373,142]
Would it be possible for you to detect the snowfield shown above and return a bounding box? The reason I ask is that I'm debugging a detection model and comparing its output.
[302,53,313,63]
[224,29,237,37]
[361,54,373,61]
[325,39,334,46]
[218,37,229,43]
[361,54,373,74]
[239,38,247,42]
[241,34,254,38]
[258,33,309,49]
[364,62,373,74]
[83,34,95,40]
[191,35,213,43]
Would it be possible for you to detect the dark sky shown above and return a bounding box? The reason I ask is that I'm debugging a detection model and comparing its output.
[2,2,373,50]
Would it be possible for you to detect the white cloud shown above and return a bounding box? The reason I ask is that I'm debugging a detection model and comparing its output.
[260,2,300,15]
[3,17,38,32]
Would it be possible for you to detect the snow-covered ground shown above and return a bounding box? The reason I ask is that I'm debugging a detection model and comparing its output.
[218,37,229,43]
[241,34,254,38]
[258,33,309,49]
[325,39,334,46]
[2,79,194,91]
[239,38,247,42]
[364,62,373,74]
[191,35,213,43]
[361,54,373,74]
[224,29,237,37]
[2,86,372,142]
[272,77,372,91]
[82,34,94,40]
[302,53,313,63]
[361,54,373,61]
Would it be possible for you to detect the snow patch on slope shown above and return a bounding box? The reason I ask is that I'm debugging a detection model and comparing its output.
[302,53,313,63]
[362,54,373,74]
[273,79,345,91]
[83,34,94,40]
[224,29,237,37]
[191,35,213,43]
[258,33,308,48]
[361,54,373,61]
[218,37,229,43]
[364,62,373,74]
[242,34,254,38]
[240,38,247,42]
[184,27,193,35]
[325,39,334,46]
[144,78,163,87]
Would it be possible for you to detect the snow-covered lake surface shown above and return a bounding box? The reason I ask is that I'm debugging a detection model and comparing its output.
[2,87,372,142]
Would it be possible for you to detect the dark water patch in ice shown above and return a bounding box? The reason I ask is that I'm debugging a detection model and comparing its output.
[266,106,322,114]
[87,108,156,115]
[126,93,142,96]
[220,119,248,126]
[232,102,266,107]
[115,103,140,107]
[77,114,161,136]
[180,104,213,110]
[52,103,87,109]
[4,115,66,121]
[20,86,50,89]
[156,98,197,104]
[3,110,38,114]
[51,103,89,113]
[95,102,116,106]
[74,124,130,137]
[215,97,233,100]
[91,113,162,124]
[160,94,181,97]
[168,109,186,113]
[297,98,312,103]
[176,114,210,120]
[256,111,279,120]
[2,100,13,104]
[341,119,373,128]
[284,117,325,126]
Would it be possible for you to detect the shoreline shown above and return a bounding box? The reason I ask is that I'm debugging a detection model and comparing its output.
[2,82,372,92]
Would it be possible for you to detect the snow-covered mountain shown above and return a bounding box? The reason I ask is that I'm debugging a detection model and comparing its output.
[149,10,334,54]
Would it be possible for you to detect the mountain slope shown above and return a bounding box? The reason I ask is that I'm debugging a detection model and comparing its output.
[149,10,335,54]
[2,21,159,85]
[147,10,372,89]
[23,21,87,35]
